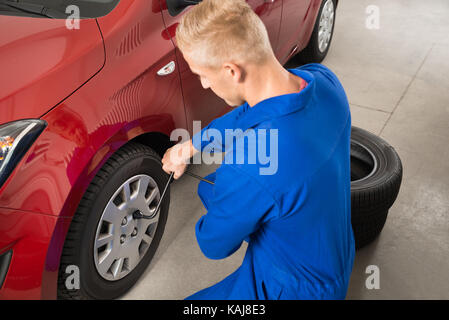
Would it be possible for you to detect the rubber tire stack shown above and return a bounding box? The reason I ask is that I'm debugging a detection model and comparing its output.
[350,126,403,250]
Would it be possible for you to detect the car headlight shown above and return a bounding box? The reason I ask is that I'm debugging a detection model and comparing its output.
[0,119,47,189]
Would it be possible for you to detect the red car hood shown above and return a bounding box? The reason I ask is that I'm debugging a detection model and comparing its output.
[0,15,105,124]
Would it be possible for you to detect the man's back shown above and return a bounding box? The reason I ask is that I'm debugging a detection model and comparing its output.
[189,63,355,299]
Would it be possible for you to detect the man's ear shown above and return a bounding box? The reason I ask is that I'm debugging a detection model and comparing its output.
[223,62,245,83]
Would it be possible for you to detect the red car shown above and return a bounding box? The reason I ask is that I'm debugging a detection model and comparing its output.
[0,0,337,299]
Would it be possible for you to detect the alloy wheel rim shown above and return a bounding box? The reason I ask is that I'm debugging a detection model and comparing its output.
[318,0,335,53]
[94,174,161,281]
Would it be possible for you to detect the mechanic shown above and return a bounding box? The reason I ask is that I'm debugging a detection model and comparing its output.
[161,0,355,299]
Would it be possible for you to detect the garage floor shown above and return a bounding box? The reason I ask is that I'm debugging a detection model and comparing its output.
[122,0,449,299]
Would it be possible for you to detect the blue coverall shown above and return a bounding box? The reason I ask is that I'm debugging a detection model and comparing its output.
[185,63,355,300]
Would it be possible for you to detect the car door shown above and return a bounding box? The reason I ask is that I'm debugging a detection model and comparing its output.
[95,0,187,138]
[160,0,282,136]
[276,0,315,64]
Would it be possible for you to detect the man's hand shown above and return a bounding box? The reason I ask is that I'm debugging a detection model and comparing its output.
[161,139,198,179]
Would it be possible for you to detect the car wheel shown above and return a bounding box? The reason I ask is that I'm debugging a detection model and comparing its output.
[297,0,337,63]
[57,142,170,299]
[350,127,403,250]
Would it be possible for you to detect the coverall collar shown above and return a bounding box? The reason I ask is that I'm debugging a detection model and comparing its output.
[236,68,315,131]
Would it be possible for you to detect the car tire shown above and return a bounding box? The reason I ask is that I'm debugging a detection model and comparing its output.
[350,126,403,250]
[297,0,337,63]
[57,142,170,299]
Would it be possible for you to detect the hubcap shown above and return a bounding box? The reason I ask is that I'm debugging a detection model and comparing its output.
[318,0,335,53]
[94,174,161,281]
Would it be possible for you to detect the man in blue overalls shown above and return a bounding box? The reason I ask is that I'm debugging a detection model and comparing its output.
[162,0,355,299]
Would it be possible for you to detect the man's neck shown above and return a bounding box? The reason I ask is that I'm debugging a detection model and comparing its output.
[243,58,303,108]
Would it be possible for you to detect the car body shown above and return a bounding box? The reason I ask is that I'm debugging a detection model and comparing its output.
[0,0,334,299]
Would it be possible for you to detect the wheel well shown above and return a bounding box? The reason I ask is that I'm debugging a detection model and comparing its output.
[131,132,176,158]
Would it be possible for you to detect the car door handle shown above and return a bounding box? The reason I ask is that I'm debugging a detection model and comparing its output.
[157,61,176,76]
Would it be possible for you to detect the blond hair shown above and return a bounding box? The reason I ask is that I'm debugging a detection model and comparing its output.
[175,0,273,70]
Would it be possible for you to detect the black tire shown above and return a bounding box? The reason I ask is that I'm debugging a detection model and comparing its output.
[352,210,389,250]
[350,127,403,250]
[297,0,337,63]
[57,142,170,299]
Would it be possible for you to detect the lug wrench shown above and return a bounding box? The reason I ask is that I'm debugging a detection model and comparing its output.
[184,170,215,185]
[133,169,214,220]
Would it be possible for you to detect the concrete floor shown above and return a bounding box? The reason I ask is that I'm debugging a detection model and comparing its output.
[122,0,449,299]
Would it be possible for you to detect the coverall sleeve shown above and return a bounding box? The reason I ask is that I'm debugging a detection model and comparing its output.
[191,106,242,153]
[194,165,280,260]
